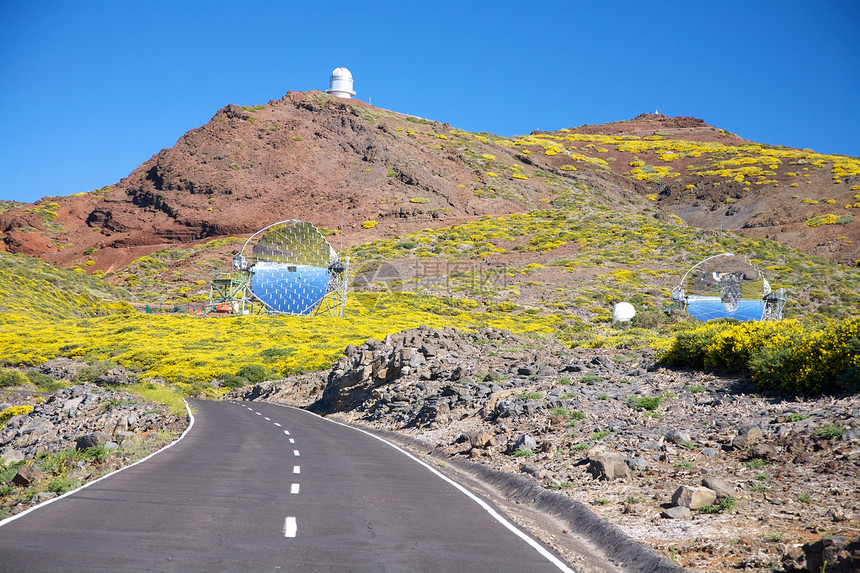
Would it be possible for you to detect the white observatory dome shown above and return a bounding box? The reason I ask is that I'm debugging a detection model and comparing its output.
[612,302,636,323]
[326,67,355,99]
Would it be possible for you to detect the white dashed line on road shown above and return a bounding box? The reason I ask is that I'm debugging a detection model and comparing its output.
[290,483,300,494]
[284,517,297,538]
[293,466,300,474]
[283,430,290,436]
[274,423,281,427]
[255,412,262,416]
[293,450,300,457]
[289,438,295,444]
[264,417,271,421]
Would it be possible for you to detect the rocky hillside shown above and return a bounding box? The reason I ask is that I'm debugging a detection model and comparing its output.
[1,372,187,520]
[233,327,860,572]
[1,93,858,277]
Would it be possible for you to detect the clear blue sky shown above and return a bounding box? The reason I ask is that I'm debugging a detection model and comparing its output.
[2,0,858,204]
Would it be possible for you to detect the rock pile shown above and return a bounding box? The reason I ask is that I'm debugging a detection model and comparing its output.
[253,326,860,572]
[38,357,139,386]
[1,384,186,518]
[320,325,576,423]
[1,384,177,462]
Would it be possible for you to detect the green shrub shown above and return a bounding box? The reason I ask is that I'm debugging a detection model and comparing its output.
[82,445,111,462]
[25,370,65,392]
[628,395,666,411]
[235,364,267,384]
[0,370,28,388]
[698,497,736,514]
[0,460,25,482]
[220,376,246,388]
[815,424,844,440]
[74,361,118,385]
[47,475,80,494]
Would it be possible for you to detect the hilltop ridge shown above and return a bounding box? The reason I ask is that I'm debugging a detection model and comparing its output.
[1,92,858,274]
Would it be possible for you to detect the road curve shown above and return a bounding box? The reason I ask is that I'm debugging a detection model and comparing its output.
[0,399,573,572]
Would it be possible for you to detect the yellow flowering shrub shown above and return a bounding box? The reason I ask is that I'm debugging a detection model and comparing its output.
[660,318,859,394]
[0,405,34,425]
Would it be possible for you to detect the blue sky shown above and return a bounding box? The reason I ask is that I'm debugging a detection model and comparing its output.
[2,1,858,204]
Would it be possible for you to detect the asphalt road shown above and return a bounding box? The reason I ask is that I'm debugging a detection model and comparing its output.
[0,399,573,572]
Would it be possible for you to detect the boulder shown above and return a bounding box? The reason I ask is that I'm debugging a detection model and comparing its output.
[19,418,54,436]
[75,431,111,451]
[0,449,25,464]
[803,535,860,573]
[38,358,88,381]
[702,476,736,499]
[413,402,449,428]
[627,456,649,472]
[665,429,692,445]
[588,452,631,481]
[520,464,544,477]
[672,485,717,509]
[62,397,85,412]
[512,434,537,453]
[96,367,137,386]
[12,465,44,486]
[469,430,495,449]
[751,443,777,460]
[661,506,692,519]
[732,425,763,449]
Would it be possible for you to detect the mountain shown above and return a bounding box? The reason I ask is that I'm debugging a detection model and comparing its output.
[1,91,858,275]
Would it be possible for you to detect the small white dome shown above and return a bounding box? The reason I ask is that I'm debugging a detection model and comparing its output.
[612,302,636,322]
[327,67,355,99]
[330,67,352,80]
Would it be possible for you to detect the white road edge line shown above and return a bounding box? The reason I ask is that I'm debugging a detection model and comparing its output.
[293,465,300,474]
[284,516,297,538]
[269,404,574,573]
[264,417,271,421]
[0,400,196,529]
[290,483,300,494]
